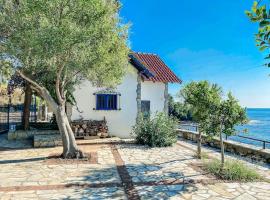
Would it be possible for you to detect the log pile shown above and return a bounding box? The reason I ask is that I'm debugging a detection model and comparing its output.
[71,118,108,139]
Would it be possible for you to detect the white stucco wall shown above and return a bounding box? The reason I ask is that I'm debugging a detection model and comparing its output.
[71,64,166,138]
[141,81,165,114]
[71,64,138,138]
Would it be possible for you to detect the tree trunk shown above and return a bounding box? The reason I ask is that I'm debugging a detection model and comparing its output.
[36,87,84,159]
[55,106,84,159]
[17,71,84,159]
[220,123,225,170]
[22,82,32,130]
[197,130,202,159]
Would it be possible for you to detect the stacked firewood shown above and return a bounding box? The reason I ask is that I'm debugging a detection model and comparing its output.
[71,118,108,139]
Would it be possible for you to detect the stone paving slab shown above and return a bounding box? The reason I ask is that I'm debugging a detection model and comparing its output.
[117,144,213,184]
[0,134,269,199]
[135,181,270,200]
[0,145,120,188]
[0,187,127,200]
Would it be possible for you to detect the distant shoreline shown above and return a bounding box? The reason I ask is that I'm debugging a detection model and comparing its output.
[246,108,270,109]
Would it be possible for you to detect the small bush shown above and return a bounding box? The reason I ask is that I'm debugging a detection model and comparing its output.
[133,113,178,147]
[203,159,262,181]
[201,152,209,160]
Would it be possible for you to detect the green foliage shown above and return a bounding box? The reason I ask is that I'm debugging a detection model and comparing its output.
[180,81,247,138]
[203,158,262,181]
[246,1,270,65]
[200,152,210,160]
[180,81,222,133]
[0,60,12,83]
[0,0,129,101]
[133,113,178,147]
[180,81,247,164]
[168,94,193,121]
[206,92,248,138]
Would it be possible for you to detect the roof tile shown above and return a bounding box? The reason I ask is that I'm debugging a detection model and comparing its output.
[131,52,182,83]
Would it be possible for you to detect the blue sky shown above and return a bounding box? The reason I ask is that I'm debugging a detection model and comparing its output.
[120,0,270,108]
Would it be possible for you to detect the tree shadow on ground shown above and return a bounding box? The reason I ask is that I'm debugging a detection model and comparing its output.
[0,156,47,164]
[61,162,200,199]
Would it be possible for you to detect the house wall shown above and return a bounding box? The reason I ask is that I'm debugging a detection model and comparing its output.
[71,64,166,138]
[71,64,138,138]
[141,81,165,114]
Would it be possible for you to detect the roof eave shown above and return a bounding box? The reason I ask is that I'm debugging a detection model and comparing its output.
[129,54,155,78]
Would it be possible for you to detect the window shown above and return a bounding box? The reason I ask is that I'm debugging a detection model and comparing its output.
[96,94,118,110]
[141,100,150,118]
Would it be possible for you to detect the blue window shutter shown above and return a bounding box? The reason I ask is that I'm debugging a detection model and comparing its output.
[95,93,119,110]
[114,95,117,110]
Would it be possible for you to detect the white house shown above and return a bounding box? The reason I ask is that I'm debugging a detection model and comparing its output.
[70,52,181,138]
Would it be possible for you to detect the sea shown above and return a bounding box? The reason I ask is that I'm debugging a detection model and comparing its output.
[180,108,270,149]
[232,108,270,149]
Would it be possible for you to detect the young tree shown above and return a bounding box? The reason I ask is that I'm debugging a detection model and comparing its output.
[208,92,247,169]
[180,81,222,159]
[246,1,270,65]
[0,0,129,158]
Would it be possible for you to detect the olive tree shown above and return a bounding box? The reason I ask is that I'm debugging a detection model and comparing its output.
[0,0,129,158]
[180,81,222,159]
[208,93,247,169]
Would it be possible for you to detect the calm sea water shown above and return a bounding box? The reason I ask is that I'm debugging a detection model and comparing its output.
[231,108,270,149]
[179,108,270,149]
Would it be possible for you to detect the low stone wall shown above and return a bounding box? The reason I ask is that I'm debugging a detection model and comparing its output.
[177,129,270,164]
[8,130,60,140]
[33,135,135,148]
[33,134,62,148]
[8,120,108,141]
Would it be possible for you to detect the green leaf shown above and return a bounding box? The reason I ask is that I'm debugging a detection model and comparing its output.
[264,55,270,59]
[252,1,258,13]
[259,20,270,27]
[259,45,268,51]
[260,41,266,45]
[245,10,252,17]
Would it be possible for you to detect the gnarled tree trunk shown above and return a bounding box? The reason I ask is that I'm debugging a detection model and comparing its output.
[42,90,84,159]
[18,71,84,159]
[54,105,84,158]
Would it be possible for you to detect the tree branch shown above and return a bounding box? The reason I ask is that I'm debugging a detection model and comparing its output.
[61,68,67,99]
[16,70,43,92]
[56,65,65,105]
[17,70,59,112]
[63,70,81,89]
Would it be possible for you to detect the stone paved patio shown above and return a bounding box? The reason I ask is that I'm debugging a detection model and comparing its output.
[0,133,269,199]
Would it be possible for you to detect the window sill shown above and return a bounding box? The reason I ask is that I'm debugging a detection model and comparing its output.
[93,108,122,111]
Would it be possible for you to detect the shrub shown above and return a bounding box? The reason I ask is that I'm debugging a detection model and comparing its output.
[168,94,193,121]
[133,112,178,147]
[203,158,262,181]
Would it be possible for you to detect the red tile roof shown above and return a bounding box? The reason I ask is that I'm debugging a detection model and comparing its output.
[131,52,182,83]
